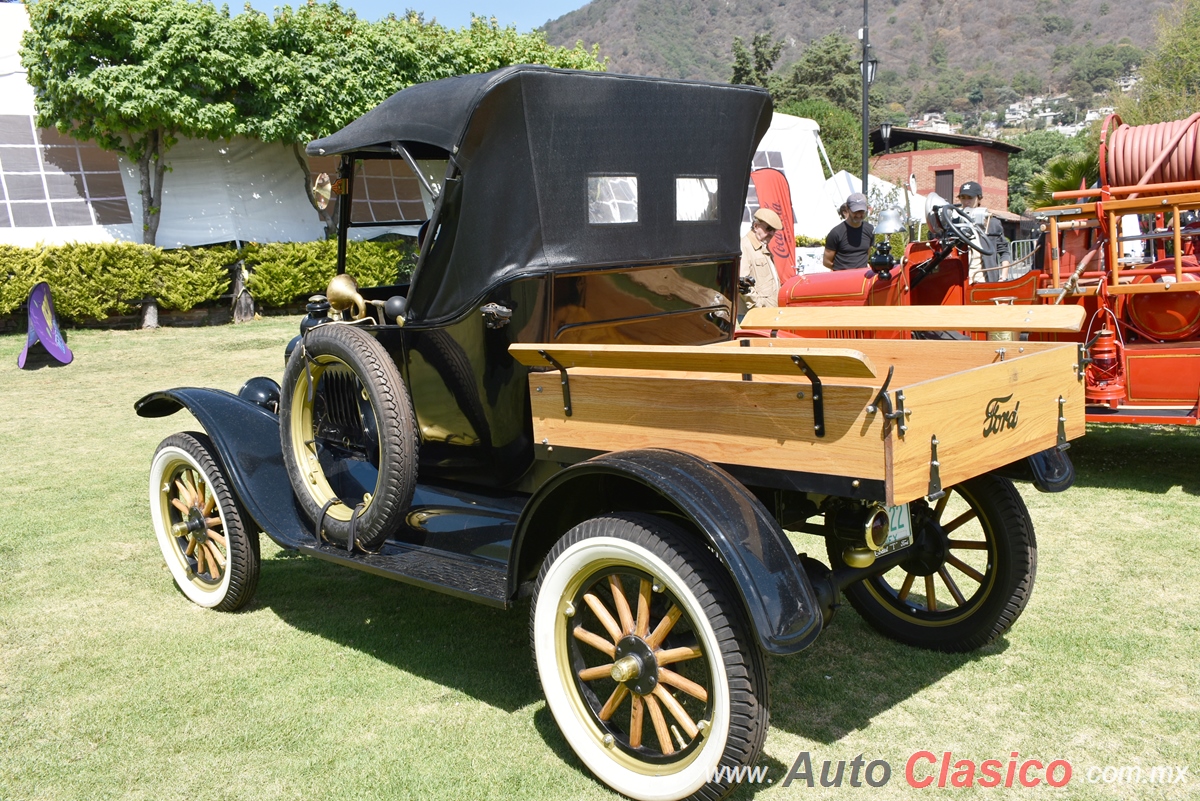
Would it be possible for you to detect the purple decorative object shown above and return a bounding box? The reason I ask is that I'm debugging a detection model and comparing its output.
[18,282,73,368]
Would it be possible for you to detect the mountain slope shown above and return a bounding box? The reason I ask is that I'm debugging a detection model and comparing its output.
[545,0,1171,91]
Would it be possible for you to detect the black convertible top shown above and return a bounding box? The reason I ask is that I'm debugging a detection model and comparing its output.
[308,66,773,325]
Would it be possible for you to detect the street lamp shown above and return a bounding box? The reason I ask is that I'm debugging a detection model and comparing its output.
[880,121,893,155]
[859,1,878,199]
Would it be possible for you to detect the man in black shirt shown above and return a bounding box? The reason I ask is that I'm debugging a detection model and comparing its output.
[823,192,875,271]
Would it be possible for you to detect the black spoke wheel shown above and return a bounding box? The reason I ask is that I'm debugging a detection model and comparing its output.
[828,474,1036,652]
[531,513,768,801]
[280,323,417,550]
[149,432,259,611]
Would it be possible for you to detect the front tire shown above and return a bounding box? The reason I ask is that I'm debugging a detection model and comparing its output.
[531,513,768,801]
[828,474,1036,652]
[149,432,260,611]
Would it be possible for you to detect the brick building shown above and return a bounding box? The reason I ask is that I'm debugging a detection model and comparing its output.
[868,127,1022,211]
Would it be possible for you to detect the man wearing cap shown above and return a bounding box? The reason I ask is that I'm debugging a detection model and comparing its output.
[823,192,875,271]
[739,207,784,310]
[957,181,1011,282]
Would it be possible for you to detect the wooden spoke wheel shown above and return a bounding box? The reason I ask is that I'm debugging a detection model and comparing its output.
[149,432,259,611]
[279,323,417,550]
[828,474,1037,652]
[532,514,768,801]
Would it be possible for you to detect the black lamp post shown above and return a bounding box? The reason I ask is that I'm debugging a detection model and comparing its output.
[859,3,878,198]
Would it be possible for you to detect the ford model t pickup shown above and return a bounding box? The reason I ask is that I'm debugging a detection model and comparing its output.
[136,67,1086,801]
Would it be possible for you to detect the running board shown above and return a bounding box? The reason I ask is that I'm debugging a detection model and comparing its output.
[299,541,510,607]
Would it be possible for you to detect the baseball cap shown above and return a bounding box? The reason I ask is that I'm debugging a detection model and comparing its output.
[958,181,983,198]
[846,193,868,212]
[753,207,783,230]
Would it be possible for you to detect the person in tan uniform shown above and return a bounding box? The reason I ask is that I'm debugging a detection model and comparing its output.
[739,207,783,312]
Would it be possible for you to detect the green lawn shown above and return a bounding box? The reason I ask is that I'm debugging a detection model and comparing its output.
[1,319,1197,800]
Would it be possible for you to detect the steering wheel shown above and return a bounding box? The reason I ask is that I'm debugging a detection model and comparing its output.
[939,205,996,256]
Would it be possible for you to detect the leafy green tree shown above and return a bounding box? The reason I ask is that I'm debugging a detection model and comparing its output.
[1026,151,1100,208]
[776,98,860,176]
[1006,130,1091,213]
[1011,70,1044,98]
[1116,0,1200,124]
[23,0,605,246]
[730,33,782,87]
[771,34,860,113]
[22,0,240,245]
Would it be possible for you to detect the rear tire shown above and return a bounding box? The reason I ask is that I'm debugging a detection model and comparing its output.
[828,474,1036,652]
[531,513,768,801]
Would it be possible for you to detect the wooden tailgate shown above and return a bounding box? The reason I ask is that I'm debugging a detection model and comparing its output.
[887,345,1086,505]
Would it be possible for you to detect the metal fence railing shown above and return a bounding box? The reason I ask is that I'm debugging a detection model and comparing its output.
[1008,238,1038,276]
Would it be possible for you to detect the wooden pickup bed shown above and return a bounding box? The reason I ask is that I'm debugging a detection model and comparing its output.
[510,331,1086,506]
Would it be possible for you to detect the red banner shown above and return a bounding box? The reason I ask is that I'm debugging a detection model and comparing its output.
[751,168,797,282]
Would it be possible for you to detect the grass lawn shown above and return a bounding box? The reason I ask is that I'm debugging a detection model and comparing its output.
[0,318,1197,800]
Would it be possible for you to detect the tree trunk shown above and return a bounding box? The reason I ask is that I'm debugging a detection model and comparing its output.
[136,128,167,247]
[133,129,170,328]
[141,298,159,329]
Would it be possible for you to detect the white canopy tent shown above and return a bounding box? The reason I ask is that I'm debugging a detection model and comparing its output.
[742,112,843,241]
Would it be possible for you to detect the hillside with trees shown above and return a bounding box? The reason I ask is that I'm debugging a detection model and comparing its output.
[545,0,1166,117]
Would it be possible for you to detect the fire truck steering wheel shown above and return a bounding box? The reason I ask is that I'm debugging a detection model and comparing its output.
[940,205,996,257]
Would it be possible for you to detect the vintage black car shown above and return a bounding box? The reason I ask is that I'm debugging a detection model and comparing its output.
[137,66,1083,801]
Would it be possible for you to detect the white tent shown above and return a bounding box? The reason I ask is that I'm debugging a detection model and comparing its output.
[0,3,324,248]
[825,169,927,222]
[743,113,843,241]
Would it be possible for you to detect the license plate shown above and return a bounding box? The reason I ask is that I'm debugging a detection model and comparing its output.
[875,504,913,556]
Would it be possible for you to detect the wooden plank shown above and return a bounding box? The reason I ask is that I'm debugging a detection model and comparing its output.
[726,337,1073,387]
[528,373,887,482]
[888,345,1086,505]
[510,342,877,379]
[740,305,1086,333]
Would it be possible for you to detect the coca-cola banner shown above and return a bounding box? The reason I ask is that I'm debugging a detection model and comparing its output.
[750,168,797,282]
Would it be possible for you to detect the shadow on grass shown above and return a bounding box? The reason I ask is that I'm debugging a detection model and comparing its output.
[256,549,998,750]
[258,553,542,712]
[763,609,991,744]
[15,341,71,370]
[1068,423,1200,495]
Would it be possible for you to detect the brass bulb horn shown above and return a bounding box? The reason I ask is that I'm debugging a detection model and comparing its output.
[326,274,367,320]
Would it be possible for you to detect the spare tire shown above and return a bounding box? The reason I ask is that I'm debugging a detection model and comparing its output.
[280,324,417,550]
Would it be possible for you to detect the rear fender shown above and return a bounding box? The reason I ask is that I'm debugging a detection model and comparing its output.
[136,388,313,549]
[511,449,822,655]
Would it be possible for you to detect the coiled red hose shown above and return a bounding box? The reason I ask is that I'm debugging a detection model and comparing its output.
[1101,113,1200,189]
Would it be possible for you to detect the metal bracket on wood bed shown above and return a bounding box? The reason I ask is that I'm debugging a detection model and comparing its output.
[791,355,825,437]
[926,435,945,501]
[538,349,573,417]
[866,365,911,437]
[1057,396,1069,449]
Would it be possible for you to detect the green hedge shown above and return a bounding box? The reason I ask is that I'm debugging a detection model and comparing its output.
[0,239,419,322]
[242,239,417,308]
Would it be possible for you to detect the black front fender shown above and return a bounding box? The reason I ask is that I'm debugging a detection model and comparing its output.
[136,388,314,549]
[512,449,822,655]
